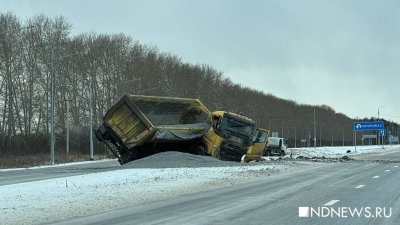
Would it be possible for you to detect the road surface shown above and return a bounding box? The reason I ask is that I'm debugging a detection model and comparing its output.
[0,159,120,186]
[49,149,400,225]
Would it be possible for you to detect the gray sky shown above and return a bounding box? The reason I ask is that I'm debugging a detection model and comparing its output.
[2,0,400,123]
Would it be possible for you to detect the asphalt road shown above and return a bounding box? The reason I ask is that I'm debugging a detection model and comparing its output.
[49,150,400,225]
[0,159,120,186]
[352,147,400,161]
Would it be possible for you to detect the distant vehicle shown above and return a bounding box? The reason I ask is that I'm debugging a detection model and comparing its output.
[263,137,288,156]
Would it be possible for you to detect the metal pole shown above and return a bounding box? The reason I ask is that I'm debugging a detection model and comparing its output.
[354,131,357,153]
[313,107,316,148]
[319,128,321,147]
[378,106,384,146]
[66,99,70,155]
[50,62,55,164]
[294,128,297,148]
[89,76,94,160]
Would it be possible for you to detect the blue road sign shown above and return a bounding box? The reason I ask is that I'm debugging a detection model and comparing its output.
[379,130,385,137]
[353,121,384,131]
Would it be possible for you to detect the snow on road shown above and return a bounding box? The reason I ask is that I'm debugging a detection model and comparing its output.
[1,164,289,225]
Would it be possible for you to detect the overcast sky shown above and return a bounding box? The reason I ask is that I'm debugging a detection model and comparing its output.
[2,0,400,123]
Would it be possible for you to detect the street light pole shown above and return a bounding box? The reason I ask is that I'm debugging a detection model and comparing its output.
[50,65,55,164]
[89,76,94,160]
[313,107,316,148]
[65,99,71,156]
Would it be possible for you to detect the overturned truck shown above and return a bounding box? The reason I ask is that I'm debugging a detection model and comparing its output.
[96,95,267,164]
[95,95,212,164]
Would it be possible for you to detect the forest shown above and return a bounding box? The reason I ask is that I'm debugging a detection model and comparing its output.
[1,13,398,166]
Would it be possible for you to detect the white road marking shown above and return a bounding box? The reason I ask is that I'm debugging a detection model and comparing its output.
[394,166,398,168]
[385,170,391,172]
[355,185,365,189]
[373,176,380,179]
[324,200,340,206]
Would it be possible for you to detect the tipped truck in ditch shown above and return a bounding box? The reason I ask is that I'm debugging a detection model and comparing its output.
[95,95,266,164]
[95,95,211,164]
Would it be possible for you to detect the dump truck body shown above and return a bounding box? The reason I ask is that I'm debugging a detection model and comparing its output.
[95,95,211,164]
[203,111,257,162]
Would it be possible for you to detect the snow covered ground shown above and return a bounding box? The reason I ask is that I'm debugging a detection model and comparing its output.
[2,145,399,225]
[1,159,312,225]
[289,144,400,158]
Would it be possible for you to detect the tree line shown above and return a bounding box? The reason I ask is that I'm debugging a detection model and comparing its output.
[1,13,398,156]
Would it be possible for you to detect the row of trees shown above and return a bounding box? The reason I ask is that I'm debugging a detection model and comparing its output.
[1,13,398,156]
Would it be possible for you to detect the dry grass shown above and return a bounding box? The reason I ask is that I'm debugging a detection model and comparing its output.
[0,152,109,169]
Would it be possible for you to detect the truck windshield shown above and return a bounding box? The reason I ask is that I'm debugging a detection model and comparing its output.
[220,116,254,139]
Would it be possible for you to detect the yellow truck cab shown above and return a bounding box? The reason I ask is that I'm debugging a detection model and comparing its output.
[243,128,269,162]
[202,111,259,162]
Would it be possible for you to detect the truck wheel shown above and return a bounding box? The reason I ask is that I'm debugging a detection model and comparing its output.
[196,145,206,155]
[281,151,286,156]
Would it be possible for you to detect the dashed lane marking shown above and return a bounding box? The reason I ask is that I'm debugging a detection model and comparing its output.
[373,176,380,179]
[355,185,365,189]
[324,200,340,206]
[385,170,391,172]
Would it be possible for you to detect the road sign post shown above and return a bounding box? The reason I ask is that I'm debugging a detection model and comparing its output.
[353,121,385,151]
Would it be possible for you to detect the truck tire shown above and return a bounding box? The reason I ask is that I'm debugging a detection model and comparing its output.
[196,145,206,155]
[281,150,286,156]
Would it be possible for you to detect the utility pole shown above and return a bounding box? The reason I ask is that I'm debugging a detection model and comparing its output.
[89,76,94,160]
[50,55,55,165]
[319,129,322,147]
[65,99,71,155]
[314,107,316,148]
